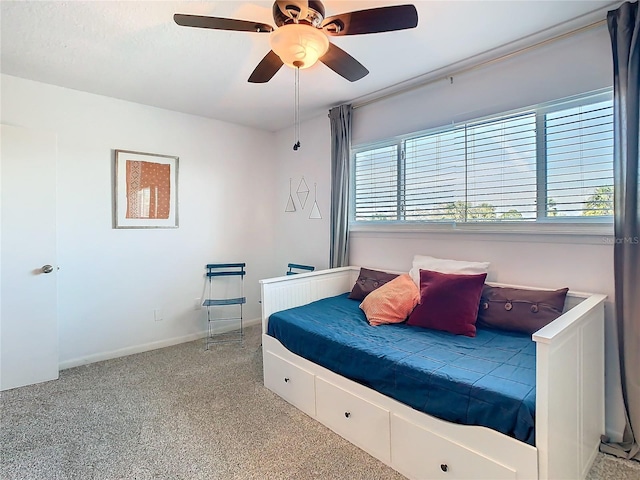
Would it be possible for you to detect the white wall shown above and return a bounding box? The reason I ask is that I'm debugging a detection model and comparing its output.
[353,23,613,145]
[272,114,332,272]
[273,24,625,441]
[1,74,279,368]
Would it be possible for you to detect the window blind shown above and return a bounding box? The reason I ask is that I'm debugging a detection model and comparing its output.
[404,128,466,221]
[351,90,614,226]
[545,100,614,217]
[466,113,537,221]
[354,145,398,221]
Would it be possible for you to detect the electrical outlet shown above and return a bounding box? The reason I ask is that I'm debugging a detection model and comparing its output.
[154,309,163,322]
[194,298,202,310]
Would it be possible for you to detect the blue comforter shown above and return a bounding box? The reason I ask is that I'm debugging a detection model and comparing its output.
[267,293,536,445]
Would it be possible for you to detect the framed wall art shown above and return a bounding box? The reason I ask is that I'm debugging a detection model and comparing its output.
[114,149,179,228]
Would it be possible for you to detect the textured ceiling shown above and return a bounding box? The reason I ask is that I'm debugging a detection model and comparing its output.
[0,1,619,131]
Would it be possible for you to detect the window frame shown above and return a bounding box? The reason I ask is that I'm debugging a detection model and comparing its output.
[350,88,614,237]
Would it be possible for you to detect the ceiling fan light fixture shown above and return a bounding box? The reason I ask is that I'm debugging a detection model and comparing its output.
[269,23,329,69]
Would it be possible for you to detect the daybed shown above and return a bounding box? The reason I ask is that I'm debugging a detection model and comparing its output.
[260,266,606,480]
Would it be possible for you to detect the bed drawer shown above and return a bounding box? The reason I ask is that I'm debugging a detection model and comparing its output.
[263,351,315,416]
[391,414,517,480]
[315,377,391,463]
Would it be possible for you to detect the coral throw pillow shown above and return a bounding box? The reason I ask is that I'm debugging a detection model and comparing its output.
[360,273,420,326]
[407,269,487,337]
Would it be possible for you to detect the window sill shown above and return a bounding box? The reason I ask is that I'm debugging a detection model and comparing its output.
[349,221,615,245]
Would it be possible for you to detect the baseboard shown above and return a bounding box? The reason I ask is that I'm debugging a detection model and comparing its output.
[59,317,261,370]
[583,440,601,479]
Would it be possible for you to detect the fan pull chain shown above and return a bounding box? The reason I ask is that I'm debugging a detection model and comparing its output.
[293,65,301,151]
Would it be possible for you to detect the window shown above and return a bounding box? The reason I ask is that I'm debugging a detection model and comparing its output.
[352,91,613,227]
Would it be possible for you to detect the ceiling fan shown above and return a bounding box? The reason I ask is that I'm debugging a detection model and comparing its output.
[174,1,419,83]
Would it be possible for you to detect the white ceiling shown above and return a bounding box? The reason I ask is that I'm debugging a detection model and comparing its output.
[0,1,619,132]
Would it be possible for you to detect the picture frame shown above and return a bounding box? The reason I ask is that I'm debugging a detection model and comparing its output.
[114,149,179,228]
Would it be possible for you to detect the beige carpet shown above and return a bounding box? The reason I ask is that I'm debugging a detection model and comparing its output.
[2,324,639,480]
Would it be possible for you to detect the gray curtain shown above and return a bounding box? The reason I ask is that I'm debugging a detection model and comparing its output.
[602,0,640,461]
[329,104,352,268]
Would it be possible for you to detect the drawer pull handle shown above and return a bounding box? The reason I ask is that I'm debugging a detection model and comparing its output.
[344,412,351,418]
[284,377,290,383]
[440,464,448,472]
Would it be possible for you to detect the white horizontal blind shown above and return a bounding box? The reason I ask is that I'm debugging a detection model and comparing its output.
[466,113,537,221]
[354,145,398,221]
[351,90,613,226]
[404,128,466,221]
[545,100,614,217]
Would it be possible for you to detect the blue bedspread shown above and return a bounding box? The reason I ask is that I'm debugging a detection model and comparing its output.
[267,293,536,445]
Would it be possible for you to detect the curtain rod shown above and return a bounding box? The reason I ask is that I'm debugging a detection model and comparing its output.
[352,17,608,110]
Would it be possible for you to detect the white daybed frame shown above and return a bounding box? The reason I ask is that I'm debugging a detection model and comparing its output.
[260,266,605,480]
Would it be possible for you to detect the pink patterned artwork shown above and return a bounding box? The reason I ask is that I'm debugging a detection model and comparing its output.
[125,160,171,219]
[114,150,178,228]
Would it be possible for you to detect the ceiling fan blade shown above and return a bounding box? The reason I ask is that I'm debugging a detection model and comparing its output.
[248,50,284,83]
[174,13,273,33]
[322,4,418,36]
[320,43,368,82]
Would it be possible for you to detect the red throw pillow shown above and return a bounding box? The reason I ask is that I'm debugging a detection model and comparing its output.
[407,269,487,337]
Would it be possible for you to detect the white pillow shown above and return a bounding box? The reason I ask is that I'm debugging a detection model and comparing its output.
[409,254,490,287]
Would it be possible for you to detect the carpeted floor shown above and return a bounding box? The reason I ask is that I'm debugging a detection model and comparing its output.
[1,324,639,480]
